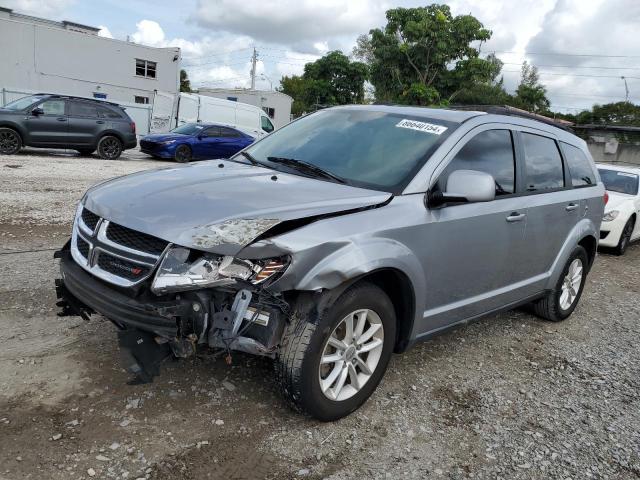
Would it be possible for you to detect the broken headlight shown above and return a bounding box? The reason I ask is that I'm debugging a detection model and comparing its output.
[151,247,289,294]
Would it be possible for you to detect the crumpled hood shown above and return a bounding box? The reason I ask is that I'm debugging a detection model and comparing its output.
[605,191,633,211]
[83,160,391,255]
[141,133,189,142]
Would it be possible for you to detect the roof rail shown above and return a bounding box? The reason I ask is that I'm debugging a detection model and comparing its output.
[450,104,573,131]
[33,93,120,106]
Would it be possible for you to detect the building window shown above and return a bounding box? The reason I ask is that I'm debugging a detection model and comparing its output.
[135,59,157,79]
[134,96,150,104]
[227,96,238,102]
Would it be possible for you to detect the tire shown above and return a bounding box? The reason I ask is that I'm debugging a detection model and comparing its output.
[76,149,95,156]
[614,217,635,256]
[97,135,123,160]
[174,145,192,163]
[0,128,22,155]
[276,282,396,421]
[532,245,589,322]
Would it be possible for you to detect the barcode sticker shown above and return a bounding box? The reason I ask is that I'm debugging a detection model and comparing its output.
[396,119,448,135]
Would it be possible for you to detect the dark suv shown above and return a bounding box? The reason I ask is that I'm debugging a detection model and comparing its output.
[0,94,137,159]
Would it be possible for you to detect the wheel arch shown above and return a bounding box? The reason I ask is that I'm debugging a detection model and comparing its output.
[0,122,26,143]
[96,130,125,148]
[578,234,597,270]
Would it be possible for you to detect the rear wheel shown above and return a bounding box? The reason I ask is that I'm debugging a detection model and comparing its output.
[532,245,588,322]
[614,217,635,256]
[97,136,123,159]
[0,128,22,155]
[174,145,192,163]
[276,282,396,421]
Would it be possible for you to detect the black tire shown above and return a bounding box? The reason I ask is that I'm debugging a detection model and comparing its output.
[0,128,22,155]
[276,282,396,421]
[614,217,635,256]
[532,245,589,322]
[76,148,95,156]
[174,145,192,163]
[97,135,123,160]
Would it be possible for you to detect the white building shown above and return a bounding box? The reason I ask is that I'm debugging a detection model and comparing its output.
[0,6,180,109]
[198,88,293,129]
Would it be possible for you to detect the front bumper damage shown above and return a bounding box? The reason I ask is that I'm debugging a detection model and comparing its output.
[55,245,289,383]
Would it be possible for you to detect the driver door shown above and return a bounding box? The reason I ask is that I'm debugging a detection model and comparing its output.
[419,126,530,331]
[25,99,69,146]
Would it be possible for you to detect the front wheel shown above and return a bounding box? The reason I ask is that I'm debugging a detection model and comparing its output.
[97,136,123,159]
[532,245,589,322]
[0,128,22,155]
[276,282,396,421]
[614,217,635,256]
[174,145,192,163]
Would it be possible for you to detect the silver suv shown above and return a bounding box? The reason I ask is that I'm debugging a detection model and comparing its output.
[56,105,605,420]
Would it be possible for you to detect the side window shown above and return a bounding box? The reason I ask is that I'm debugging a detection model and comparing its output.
[96,106,122,119]
[437,129,516,196]
[203,127,221,137]
[521,133,565,191]
[69,102,99,118]
[561,142,596,187]
[219,127,241,138]
[261,116,274,133]
[40,100,66,116]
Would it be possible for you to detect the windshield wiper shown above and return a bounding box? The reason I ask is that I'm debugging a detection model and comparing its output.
[267,156,346,184]
[238,151,269,168]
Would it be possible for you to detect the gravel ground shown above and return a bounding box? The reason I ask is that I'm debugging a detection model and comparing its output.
[1,149,639,480]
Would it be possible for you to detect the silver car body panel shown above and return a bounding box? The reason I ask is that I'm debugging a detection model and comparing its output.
[79,105,604,348]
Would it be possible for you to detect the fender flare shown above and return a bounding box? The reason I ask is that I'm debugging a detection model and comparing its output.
[0,121,27,143]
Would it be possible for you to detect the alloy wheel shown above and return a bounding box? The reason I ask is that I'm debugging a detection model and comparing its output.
[559,258,583,310]
[318,309,384,401]
[0,130,20,154]
[100,137,121,159]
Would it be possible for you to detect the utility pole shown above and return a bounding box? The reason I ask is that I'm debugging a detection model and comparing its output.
[621,76,629,102]
[250,47,257,90]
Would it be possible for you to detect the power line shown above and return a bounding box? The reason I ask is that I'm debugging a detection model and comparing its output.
[500,62,640,71]
[501,69,640,80]
[492,50,640,59]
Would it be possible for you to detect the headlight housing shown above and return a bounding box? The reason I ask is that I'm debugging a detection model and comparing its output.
[603,210,620,222]
[151,247,289,294]
[159,139,177,145]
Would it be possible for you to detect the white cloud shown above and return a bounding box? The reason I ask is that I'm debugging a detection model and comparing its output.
[2,0,74,17]
[97,25,113,39]
[130,19,166,45]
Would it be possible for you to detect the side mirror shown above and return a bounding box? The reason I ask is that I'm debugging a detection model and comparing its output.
[31,107,44,116]
[427,169,495,208]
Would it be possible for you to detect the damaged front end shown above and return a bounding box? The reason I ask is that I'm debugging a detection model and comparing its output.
[55,213,292,383]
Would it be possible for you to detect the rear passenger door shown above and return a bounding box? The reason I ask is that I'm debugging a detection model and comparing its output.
[67,101,103,146]
[514,129,577,284]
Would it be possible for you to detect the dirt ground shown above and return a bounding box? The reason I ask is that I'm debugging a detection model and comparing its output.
[1,149,639,480]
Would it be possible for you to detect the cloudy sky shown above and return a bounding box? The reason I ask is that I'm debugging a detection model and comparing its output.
[3,0,639,112]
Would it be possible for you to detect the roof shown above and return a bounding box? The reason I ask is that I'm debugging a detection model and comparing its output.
[34,93,120,106]
[595,163,640,173]
[1,7,100,33]
[198,88,294,102]
[335,104,484,123]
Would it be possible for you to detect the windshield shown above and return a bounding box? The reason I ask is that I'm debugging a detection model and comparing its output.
[237,109,456,193]
[171,123,205,135]
[3,95,47,111]
[598,168,639,195]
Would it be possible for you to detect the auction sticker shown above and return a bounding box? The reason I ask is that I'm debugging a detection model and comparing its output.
[396,119,447,135]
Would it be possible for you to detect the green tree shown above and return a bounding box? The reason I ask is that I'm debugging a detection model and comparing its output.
[278,51,368,115]
[514,61,549,112]
[366,4,492,105]
[575,101,640,125]
[180,69,191,93]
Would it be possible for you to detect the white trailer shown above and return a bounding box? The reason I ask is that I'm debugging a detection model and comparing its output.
[150,91,275,138]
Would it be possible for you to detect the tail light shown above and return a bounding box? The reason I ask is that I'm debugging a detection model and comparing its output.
[130,122,136,134]
[604,191,609,205]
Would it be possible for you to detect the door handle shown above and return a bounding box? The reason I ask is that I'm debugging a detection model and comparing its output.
[565,203,578,212]
[96,120,105,124]
[506,212,526,222]
[57,117,67,122]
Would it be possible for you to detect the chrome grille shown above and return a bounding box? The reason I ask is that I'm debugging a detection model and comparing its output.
[71,206,169,287]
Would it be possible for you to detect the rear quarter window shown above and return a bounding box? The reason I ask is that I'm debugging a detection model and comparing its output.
[521,132,565,192]
[561,142,596,187]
